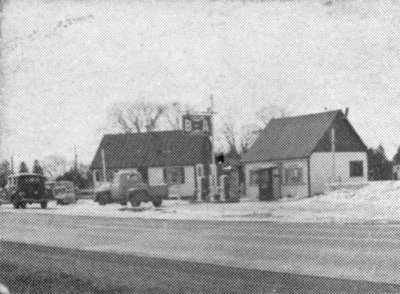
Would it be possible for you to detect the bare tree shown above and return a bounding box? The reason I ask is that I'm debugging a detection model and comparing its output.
[221,116,260,155]
[256,104,291,127]
[164,102,193,130]
[42,155,67,179]
[221,119,237,155]
[240,124,260,154]
[107,101,167,133]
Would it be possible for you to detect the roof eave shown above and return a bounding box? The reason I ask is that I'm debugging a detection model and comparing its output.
[242,155,310,164]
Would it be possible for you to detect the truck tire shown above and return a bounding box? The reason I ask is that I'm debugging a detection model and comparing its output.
[130,198,141,207]
[40,201,48,209]
[99,192,111,206]
[152,198,162,207]
[130,192,144,207]
[98,193,107,206]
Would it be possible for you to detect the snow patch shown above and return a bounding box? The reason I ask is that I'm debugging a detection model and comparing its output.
[2,181,400,223]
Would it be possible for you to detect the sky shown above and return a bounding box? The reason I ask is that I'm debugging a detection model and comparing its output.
[2,0,400,167]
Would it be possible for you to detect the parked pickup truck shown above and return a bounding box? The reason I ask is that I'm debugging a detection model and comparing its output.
[94,170,167,207]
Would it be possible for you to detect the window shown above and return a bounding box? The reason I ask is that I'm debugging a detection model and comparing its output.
[284,167,304,185]
[163,166,185,184]
[350,161,363,177]
[249,170,259,186]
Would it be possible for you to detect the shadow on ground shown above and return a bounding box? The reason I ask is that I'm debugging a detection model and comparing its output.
[118,207,151,213]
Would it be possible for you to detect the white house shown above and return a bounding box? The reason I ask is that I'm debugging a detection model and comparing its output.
[90,131,211,199]
[241,110,368,201]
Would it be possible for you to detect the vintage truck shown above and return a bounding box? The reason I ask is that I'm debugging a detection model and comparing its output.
[46,180,77,205]
[94,170,167,207]
[2,173,51,209]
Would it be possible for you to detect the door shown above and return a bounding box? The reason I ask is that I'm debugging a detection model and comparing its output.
[258,168,274,201]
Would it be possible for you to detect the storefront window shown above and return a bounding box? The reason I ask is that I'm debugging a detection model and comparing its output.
[284,167,304,185]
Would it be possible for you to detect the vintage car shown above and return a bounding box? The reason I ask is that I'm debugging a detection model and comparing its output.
[46,180,77,205]
[4,173,50,209]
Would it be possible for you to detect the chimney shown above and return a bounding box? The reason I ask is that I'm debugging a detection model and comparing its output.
[344,107,349,117]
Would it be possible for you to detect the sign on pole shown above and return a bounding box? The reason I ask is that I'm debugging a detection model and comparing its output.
[182,96,217,202]
[182,114,212,135]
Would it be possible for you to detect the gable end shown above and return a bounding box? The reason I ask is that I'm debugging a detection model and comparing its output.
[312,113,367,153]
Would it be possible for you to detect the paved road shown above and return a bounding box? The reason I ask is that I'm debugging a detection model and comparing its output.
[1,211,400,285]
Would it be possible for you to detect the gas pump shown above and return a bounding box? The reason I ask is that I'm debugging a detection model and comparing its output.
[219,174,229,202]
[195,164,204,202]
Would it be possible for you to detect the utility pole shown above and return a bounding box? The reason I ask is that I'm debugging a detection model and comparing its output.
[209,94,217,201]
[101,148,107,182]
[331,128,336,183]
[74,145,78,188]
[74,145,78,171]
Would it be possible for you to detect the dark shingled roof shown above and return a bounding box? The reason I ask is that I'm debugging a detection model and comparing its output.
[90,131,212,170]
[242,110,345,163]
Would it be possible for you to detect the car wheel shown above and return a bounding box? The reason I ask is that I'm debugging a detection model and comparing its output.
[19,202,26,209]
[98,193,108,206]
[12,202,19,209]
[130,196,141,207]
[152,198,162,207]
[40,201,47,209]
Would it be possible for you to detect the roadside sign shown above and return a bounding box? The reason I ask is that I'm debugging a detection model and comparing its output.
[182,114,212,135]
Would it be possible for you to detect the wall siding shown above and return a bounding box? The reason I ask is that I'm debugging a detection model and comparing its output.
[310,152,368,195]
[148,168,164,186]
[149,166,195,198]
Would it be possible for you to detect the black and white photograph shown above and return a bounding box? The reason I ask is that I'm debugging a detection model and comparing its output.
[1,0,400,293]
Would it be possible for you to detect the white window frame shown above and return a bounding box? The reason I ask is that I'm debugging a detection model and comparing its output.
[284,166,304,186]
[164,166,185,185]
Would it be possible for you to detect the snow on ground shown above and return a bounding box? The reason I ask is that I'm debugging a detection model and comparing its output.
[2,181,400,223]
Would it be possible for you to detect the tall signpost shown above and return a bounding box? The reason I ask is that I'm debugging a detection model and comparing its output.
[209,95,217,202]
[331,128,336,184]
[182,95,216,202]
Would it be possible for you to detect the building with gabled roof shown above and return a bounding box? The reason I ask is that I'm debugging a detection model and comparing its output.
[242,110,368,201]
[90,131,212,198]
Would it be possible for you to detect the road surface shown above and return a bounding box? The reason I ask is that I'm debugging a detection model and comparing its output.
[1,210,400,286]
